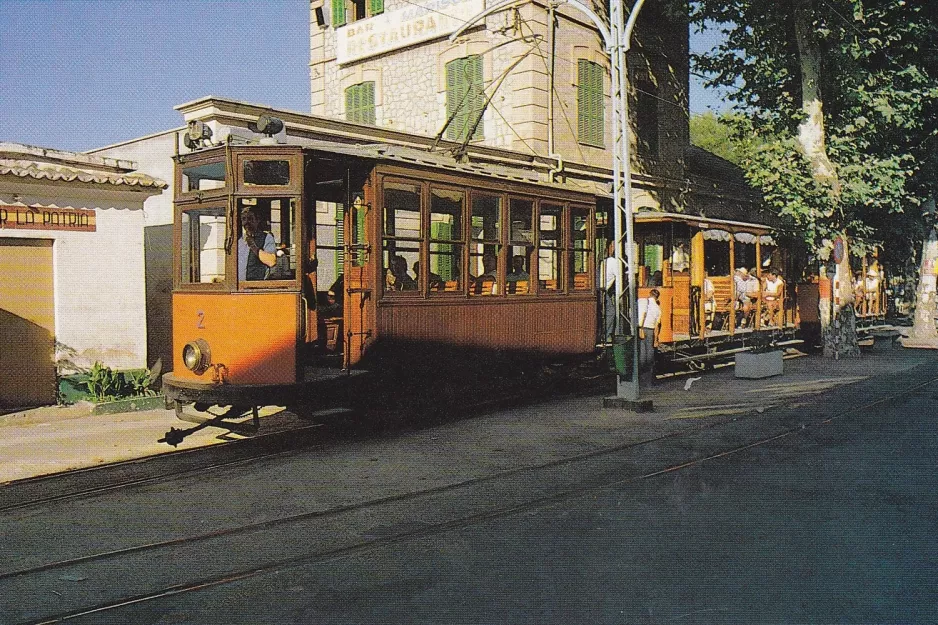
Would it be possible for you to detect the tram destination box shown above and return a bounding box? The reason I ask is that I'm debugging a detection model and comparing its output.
[734,350,784,379]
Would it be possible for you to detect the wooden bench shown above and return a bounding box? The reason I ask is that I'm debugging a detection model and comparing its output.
[708,276,735,330]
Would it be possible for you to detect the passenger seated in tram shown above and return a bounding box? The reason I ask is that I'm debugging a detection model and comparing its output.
[865,269,880,314]
[703,272,716,330]
[472,251,498,294]
[853,271,866,310]
[506,255,529,282]
[414,260,443,291]
[734,267,754,328]
[762,268,785,327]
[386,255,416,291]
[318,274,344,316]
[238,207,277,281]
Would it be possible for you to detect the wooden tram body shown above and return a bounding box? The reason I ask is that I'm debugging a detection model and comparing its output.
[162,141,601,428]
[631,211,800,367]
[161,138,888,439]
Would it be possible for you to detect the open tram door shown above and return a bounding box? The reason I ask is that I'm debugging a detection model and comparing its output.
[303,152,378,370]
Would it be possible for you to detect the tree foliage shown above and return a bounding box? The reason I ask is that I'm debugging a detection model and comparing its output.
[689,112,744,165]
[690,0,938,267]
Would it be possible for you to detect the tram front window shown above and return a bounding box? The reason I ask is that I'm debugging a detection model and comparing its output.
[238,197,296,283]
[180,207,227,284]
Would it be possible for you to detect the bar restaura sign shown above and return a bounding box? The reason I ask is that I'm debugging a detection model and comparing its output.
[336,0,484,65]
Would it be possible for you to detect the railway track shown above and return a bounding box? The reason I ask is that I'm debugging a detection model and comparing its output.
[0,366,615,513]
[3,370,935,625]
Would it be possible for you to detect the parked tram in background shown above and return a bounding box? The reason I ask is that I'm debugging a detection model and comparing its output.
[161,134,884,440]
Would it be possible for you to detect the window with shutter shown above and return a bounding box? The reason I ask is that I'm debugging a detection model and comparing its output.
[445,56,484,142]
[369,0,384,16]
[332,0,346,26]
[577,60,604,148]
[345,82,376,125]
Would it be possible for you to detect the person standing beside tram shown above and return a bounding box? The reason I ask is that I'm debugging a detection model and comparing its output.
[239,207,277,281]
[637,288,662,386]
[601,240,628,343]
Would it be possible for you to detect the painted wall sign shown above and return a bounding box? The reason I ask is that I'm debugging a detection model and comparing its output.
[336,0,485,64]
[0,205,96,232]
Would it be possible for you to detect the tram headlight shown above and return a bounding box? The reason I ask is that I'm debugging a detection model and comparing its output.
[182,339,211,374]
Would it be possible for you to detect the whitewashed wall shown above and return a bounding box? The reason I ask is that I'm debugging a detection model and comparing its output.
[0,187,149,371]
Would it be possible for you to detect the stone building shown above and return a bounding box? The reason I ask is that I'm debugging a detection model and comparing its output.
[310,0,691,212]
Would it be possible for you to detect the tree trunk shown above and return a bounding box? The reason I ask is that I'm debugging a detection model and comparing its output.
[793,0,858,358]
[908,200,938,343]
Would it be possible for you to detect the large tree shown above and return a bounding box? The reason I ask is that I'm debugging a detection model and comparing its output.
[691,0,938,355]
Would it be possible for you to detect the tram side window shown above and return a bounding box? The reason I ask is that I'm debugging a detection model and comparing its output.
[703,239,730,276]
[181,161,226,193]
[470,194,502,296]
[430,187,464,293]
[508,198,534,295]
[237,197,296,282]
[734,236,757,275]
[571,205,592,291]
[539,203,564,292]
[181,207,227,284]
[383,181,421,293]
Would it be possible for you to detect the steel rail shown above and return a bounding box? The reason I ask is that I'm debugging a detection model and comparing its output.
[11,373,938,624]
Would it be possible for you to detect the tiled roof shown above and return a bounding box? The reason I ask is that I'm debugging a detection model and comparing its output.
[0,158,166,190]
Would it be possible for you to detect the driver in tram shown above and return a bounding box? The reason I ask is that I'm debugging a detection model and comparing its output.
[239,207,277,281]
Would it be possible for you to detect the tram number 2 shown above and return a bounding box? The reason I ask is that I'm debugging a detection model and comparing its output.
[196,311,205,329]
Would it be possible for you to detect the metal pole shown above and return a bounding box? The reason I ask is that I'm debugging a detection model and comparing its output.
[611,0,646,400]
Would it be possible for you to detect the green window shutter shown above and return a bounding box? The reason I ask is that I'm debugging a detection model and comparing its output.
[345,86,357,122]
[431,222,454,280]
[467,56,483,141]
[345,82,375,125]
[332,0,346,27]
[369,0,384,16]
[578,60,604,147]
[360,82,375,125]
[446,56,484,142]
[354,200,366,267]
[445,58,463,141]
[335,207,345,277]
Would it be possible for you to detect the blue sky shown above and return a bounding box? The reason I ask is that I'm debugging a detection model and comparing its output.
[0,0,727,153]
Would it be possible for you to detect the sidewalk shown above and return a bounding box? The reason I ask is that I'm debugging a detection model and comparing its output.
[1,339,933,485]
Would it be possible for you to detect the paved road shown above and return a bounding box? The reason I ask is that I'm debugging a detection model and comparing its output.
[3,350,937,624]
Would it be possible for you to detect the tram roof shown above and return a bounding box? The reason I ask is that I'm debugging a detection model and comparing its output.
[634,210,775,234]
[297,139,606,197]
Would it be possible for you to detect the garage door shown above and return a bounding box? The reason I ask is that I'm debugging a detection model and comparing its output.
[0,238,56,407]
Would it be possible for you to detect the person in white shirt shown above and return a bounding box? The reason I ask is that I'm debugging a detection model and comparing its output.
[864,269,880,314]
[637,288,661,386]
[733,267,752,327]
[703,273,716,330]
[601,241,627,342]
[762,268,785,326]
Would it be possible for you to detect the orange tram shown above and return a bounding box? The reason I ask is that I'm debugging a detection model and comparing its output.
[161,139,886,441]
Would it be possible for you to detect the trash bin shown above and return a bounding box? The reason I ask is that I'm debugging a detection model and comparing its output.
[610,335,633,378]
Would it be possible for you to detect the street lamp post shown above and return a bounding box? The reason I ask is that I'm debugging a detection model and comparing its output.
[452,0,650,406]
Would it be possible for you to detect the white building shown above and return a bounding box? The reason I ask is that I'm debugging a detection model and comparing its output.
[0,143,165,407]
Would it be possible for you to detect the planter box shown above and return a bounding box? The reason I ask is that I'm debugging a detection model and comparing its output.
[91,395,165,415]
[735,350,784,379]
